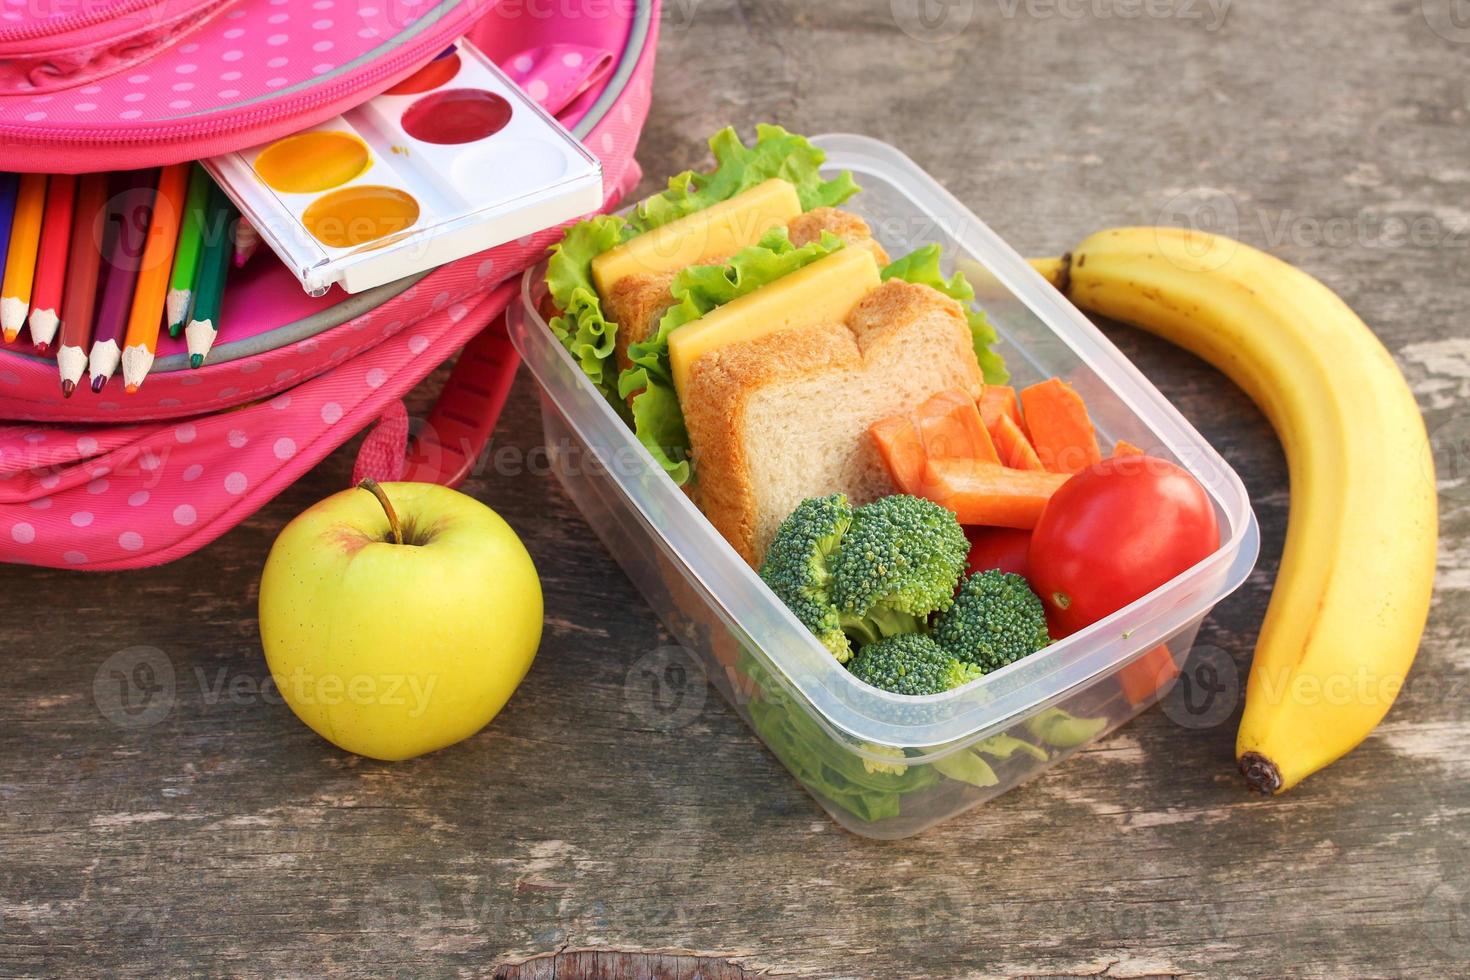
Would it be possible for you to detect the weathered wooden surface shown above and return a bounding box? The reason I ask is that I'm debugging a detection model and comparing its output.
[3,1,1469,977]
[493,949,759,979]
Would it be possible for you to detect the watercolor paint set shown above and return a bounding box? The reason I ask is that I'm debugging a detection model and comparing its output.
[205,39,603,296]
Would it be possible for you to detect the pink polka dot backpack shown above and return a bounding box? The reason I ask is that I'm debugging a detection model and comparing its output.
[0,0,660,568]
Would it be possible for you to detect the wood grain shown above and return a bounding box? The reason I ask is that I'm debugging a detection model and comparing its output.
[3,1,1469,977]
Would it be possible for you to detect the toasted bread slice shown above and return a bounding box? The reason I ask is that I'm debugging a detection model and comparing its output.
[787,207,889,267]
[604,269,676,372]
[683,278,984,566]
[602,208,889,374]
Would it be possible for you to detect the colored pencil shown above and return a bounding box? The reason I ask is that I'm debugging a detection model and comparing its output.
[0,174,18,307]
[26,173,77,352]
[232,215,260,268]
[57,174,110,397]
[1,173,46,342]
[166,164,211,338]
[121,164,190,393]
[88,170,156,393]
[186,185,234,369]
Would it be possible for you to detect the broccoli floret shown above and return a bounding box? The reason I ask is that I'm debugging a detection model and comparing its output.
[847,633,982,696]
[829,494,969,646]
[759,494,855,661]
[932,569,1051,673]
[861,744,910,775]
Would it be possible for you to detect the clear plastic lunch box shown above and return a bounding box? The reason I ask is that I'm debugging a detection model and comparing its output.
[507,134,1260,838]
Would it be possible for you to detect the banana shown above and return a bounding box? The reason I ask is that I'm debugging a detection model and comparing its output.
[1029,228,1437,794]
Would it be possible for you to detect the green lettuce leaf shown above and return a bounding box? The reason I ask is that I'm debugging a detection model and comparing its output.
[617,228,847,485]
[882,244,1009,384]
[544,126,858,400]
[630,124,859,233]
[740,649,939,822]
[933,750,1000,788]
[545,215,632,393]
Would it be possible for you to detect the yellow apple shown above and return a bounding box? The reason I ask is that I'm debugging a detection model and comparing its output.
[258,480,542,761]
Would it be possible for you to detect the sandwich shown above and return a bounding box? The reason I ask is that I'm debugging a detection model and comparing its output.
[677,247,994,564]
[547,125,880,480]
[545,126,1008,565]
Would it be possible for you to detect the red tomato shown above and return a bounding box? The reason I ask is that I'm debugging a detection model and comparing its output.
[1027,455,1220,636]
[964,526,1032,579]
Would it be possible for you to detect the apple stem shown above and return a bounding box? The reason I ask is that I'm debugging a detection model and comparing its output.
[357,479,404,546]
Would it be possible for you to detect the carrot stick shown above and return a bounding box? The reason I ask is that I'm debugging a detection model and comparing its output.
[1113,439,1146,457]
[1119,642,1180,705]
[920,457,1070,529]
[915,389,999,464]
[1020,378,1102,475]
[979,385,1024,434]
[869,413,927,495]
[991,413,1045,471]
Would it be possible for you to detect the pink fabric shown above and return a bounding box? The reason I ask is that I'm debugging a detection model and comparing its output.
[0,0,495,172]
[351,398,408,484]
[0,2,660,569]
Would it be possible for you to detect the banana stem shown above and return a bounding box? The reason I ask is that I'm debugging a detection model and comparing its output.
[1028,254,1072,293]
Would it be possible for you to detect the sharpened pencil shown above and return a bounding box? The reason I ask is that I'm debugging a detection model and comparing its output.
[57,174,109,397]
[88,170,155,393]
[121,163,189,393]
[1,173,46,342]
[186,185,233,370]
[166,164,211,338]
[26,173,76,352]
[0,174,18,306]
[232,215,260,268]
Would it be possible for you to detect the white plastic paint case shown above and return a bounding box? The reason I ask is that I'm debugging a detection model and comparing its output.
[508,134,1260,838]
[206,39,602,296]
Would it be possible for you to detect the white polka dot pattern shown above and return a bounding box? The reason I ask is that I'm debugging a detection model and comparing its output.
[0,0,486,132]
[0,22,654,570]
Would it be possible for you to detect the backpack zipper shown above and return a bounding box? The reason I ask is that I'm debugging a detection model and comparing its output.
[0,0,477,148]
[0,0,173,45]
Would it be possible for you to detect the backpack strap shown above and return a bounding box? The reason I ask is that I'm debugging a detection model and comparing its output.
[401,314,520,487]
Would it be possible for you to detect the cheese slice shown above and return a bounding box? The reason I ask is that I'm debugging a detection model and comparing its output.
[668,246,880,397]
[591,178,803,297]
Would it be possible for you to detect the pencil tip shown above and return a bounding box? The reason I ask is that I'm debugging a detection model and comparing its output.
[2,330,16,344]
[90,376,106,393]
[61,379,74,398]
[125,383,139,394]
[189,353,203,369]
